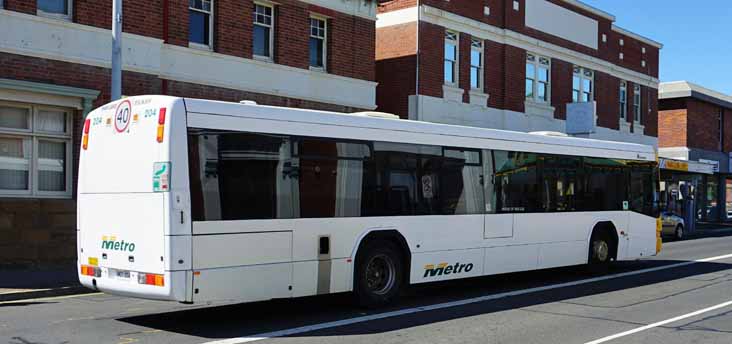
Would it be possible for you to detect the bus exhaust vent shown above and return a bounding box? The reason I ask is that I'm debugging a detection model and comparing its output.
[239,100,258,105]
[529,131,569,137]
[351,111,400,119]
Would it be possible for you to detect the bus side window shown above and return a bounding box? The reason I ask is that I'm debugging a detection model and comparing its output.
[483,150,496,214]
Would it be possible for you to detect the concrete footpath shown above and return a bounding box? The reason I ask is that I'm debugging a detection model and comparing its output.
[0,265,93,301]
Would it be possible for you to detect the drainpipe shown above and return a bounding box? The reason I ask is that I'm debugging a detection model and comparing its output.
[414,0,420,121]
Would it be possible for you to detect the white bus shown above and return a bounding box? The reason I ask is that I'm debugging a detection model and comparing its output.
[78,96,661,307]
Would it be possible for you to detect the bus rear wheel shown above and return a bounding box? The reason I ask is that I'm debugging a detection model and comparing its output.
[588,231,615,273]
[354,240,404,308]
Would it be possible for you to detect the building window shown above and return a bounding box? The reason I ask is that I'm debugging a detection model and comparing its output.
[633,84,641,123]
[572,66,594,102]
[525,53,550,102]
[470,38,483,90]
[0,102,72,197]
[253,3,274,60]
[444,31,458,86]
[309,17,327,71]
[37,0,72,20]
[619,81,627,120]
[189,0,213,48]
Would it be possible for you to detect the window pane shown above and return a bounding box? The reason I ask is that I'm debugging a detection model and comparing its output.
[538,67,549,82]
[471,67,479,89]
[494,151,540,213]
[36,110,67,133]
[444,61,454,84]
[583,79,592,93]
[309,37,324,68]
[583,158,627,211]
[471,50,481,67]
[444,43,456,61]
[38,140,66,192]
[572,90,580,103]
[0,106,30,130]
[582,91,591,102]
[537,82,546,101]
[38,0,68,14]
[541,155,581,212]
[0,137,30,191]
[253,25,271,57]
[525,79,534,99]
[189,10,210,45]
[572,76,580,91]
[526,63,535,80]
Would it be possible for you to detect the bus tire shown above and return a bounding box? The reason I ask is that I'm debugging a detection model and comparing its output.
[588,230,614,273]
[675,224,684,241]
[354,240,404,308]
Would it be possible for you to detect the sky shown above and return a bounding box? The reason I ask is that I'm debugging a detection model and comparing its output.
[580,0,732,94]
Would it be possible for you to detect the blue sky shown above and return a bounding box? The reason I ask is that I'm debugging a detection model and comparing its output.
[581,0,732,94]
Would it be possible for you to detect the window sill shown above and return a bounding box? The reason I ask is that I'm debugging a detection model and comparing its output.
[619,120,631,133]
[36,10,71,21]
[309,66,327,73]
[633,122,645,135]
[253,55,273,63]
[525,100,555,118]
[442,85,464,103]
[188,42,213,51]
[468,90,489,107]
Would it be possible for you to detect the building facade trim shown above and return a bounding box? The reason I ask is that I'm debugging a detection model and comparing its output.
[0,10,377,110]
[377,6,659,89]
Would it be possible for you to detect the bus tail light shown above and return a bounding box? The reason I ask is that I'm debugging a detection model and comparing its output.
[80,264,101,277]
[156,108,166,143]
[138,273,165,286]
[82,118,91,150]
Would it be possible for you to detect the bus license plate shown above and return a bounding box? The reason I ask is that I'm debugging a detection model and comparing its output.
[116,270,130,279]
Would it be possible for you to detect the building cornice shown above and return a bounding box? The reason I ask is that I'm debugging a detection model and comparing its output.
[660,81,732,109]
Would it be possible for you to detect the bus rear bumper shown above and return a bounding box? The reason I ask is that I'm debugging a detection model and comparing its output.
[78,269,188,302]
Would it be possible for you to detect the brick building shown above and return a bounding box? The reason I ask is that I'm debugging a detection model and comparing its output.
[375,0,661,146]
[659,81,732,223]
[0,0,378,266]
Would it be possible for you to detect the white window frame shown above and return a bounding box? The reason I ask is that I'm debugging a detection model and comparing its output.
[525,53,551,103]
[36,0,73,21]
[309,15,327,72]
[470,38,483,90]
[444,30,459,86]
[0,101,73,198]
[572,66,594,103]
[633,84,641,124]
[253,2,275,62]
[188,0,214,50]
[619,81,627,120]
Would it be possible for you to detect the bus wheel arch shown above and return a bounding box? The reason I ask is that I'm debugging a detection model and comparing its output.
[352,229,411,307]
[588,221,619,265]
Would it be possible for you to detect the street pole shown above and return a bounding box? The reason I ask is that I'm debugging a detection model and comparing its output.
[111,0,122,101]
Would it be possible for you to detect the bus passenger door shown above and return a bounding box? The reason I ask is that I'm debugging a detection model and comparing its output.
[483,150,514,239]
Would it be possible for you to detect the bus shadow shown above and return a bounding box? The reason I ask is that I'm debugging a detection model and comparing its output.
[119,258,732,340]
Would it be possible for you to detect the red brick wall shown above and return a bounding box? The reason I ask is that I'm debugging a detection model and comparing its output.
[417,21,444,98]
[376,22,417,118]
[658,109,687,148]
[214,0,250,58]
[421,0,505,28]
[484,39,505,109]
[458,32,471,103]
[166,0,189,46]
[644,86,658,137]
[504,45,525,113]
[725,108,732,153]
[4,0,35,14]
[686,99,723,151]
[377,0,417,13]
[595,71,619,130]
[550,59,572,120]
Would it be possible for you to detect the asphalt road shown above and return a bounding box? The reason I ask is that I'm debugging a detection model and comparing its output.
[3,228,732,344]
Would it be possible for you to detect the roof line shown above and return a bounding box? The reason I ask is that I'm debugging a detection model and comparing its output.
[612,25,664,49]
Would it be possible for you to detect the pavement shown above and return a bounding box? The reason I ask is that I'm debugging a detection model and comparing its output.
[0,265,92,302]
[2,227,732,343]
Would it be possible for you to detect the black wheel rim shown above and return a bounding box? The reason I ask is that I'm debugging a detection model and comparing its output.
[365,254,396,295]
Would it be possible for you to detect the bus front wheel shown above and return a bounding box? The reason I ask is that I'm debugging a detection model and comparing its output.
[354,240,404,308]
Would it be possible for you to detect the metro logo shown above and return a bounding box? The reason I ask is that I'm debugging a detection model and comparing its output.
[423,262,474,278]
[101,236,136,252]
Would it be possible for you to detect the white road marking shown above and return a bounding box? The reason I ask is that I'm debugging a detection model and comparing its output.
[584,299,732,344]
[201,253,732,344]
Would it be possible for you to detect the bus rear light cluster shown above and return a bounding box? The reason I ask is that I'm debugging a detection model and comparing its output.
[80,265,101,277]
[138,273,164,287]
[156,108,167,143]
[82,118,91,150]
